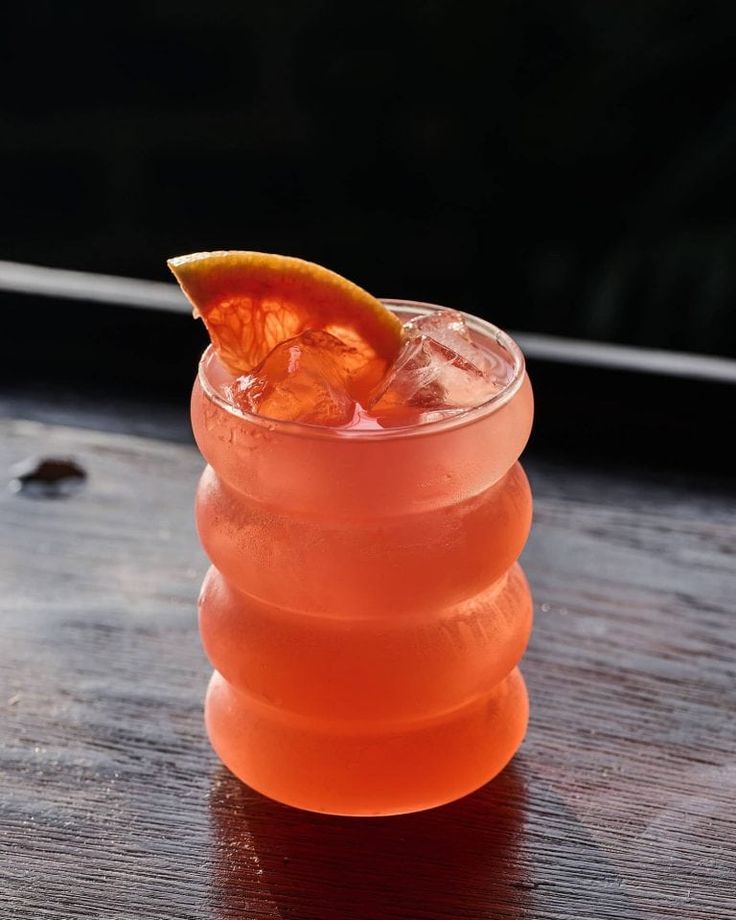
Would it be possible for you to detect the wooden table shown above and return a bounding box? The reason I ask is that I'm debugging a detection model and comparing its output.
[2,409,734,919]
[1,263,735,918]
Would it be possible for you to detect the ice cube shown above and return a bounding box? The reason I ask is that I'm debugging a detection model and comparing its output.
[404,310,488,375]
[404,309,516,391]
[368,309,507,418]
[368,335,493,414]
[226,330,356,426]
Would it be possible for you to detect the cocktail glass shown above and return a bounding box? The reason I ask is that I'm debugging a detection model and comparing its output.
[192,302,534,816]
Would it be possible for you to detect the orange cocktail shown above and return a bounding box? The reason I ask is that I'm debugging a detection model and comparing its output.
[172,253,533,815]
[191,313,533,815]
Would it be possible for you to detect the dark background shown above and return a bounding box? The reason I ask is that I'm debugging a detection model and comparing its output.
[2,0,736,356]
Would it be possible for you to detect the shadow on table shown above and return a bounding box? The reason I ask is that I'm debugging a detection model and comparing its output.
[208,759,648,920]
[207,763,531,920]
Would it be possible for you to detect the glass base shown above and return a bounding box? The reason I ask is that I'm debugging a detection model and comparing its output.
[204,667,528,817]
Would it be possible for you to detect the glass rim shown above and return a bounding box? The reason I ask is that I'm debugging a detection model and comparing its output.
[197,300,526,440]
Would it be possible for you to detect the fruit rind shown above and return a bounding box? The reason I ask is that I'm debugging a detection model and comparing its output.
[168,250,404,375]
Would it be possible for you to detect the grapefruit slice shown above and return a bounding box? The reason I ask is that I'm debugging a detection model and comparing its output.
[167,251,404,380]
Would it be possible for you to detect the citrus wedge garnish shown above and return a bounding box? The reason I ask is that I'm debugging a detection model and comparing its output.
[167,252,403,387]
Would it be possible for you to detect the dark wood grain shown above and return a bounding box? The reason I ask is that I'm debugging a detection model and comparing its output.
[1,417,735,919]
